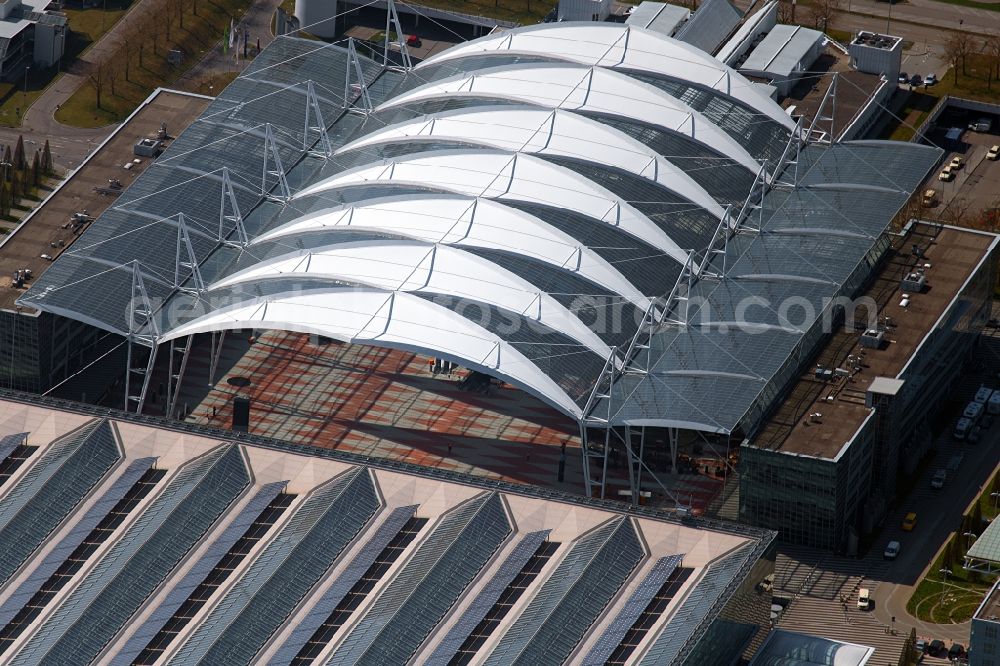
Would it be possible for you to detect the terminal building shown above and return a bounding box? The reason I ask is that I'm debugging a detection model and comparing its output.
[0,395,775,665]
[0,19,984,555]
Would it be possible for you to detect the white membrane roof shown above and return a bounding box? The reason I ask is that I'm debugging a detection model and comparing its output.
[377,63,762,173]
[417,22,796,130]
[336,106,726,219]
[296,149,693,264]
[251,194,651,308]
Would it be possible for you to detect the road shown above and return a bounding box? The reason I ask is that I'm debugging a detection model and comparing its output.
[871,329,1000,643]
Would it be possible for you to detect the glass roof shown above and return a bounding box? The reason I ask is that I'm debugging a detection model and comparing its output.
[18,30,940,428]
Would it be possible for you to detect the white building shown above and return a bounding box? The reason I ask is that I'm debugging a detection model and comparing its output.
[0,0,67,80]
[558,0,615,22]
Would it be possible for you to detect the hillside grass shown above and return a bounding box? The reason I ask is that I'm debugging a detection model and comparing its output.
[56,0,254,127]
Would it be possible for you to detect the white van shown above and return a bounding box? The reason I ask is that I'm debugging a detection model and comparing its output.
[955,417,973,440]
[976,386,994,404]
[971,118,994,132]
[989,391,1000,416]
[964,401,984,421]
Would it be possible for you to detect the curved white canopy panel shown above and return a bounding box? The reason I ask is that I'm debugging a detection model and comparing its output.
[253,195,650,307]
[210,239,614,358]
[376,64,761,174]
[337,107,726,219]
[159,288,584,417]
[417,22,795,131]
[294,150,694,262]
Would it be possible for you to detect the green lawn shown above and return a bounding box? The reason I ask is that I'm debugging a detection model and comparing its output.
[64,3,132,57]
[57,0,254,127]
[0,70,50,128]
[908,576,991,624]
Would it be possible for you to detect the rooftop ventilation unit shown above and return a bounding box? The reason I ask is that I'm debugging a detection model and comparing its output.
[860,328,886,349]
[901,271,927,293]
[815,366,834,380]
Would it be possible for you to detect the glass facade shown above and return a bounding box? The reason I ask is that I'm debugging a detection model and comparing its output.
[171,468,380,666]
[328,492,511,666]
[0,463,162,655]
[108,483,288,666]
[9,444,250,666]
[267,505,420,666]
[0,419,121,586]
[740,232,998,551]
[483,517,644,666]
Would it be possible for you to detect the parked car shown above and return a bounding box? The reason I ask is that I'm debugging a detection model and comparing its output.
[924,73,938,86]
[988,145,999,161]
[928,639,946,656]
[884,540,901,560]
[406,34,422,47]
[939,166,955,181]
[915,638,927,653]
[902,512,917,531]
[931,469,946,489]
[950,643,965,660]
[857,588,872,610]
[970,425,983,443]
[899,71,908,83]
[910,74,923,86]
[951,155,964,169]
[922,189,937,206]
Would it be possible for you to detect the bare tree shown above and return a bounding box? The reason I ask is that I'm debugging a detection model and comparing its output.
[944,31,974,84]
[86,61,108,110]
[987,35,1000,89]
[941,196,974,227]
[777,0,795,24]
[803,0,842,32]
[117,35,131,82]
[107,58,120,98]
[170,0,184,30]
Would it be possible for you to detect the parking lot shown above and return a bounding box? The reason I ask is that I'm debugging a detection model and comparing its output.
[920,113,1000,217]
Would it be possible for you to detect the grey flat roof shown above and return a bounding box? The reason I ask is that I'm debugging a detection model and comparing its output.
[625,2,690,36]
[741,24,825,77]
[868,377,904,396]
[673,0,742,54]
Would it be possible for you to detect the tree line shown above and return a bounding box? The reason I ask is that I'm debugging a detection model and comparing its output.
[86,0,206,110]
[0,136,54,218]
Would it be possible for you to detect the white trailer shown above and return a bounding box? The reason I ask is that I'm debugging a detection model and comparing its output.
[964,401,984,422]
[989,391,1000,415]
